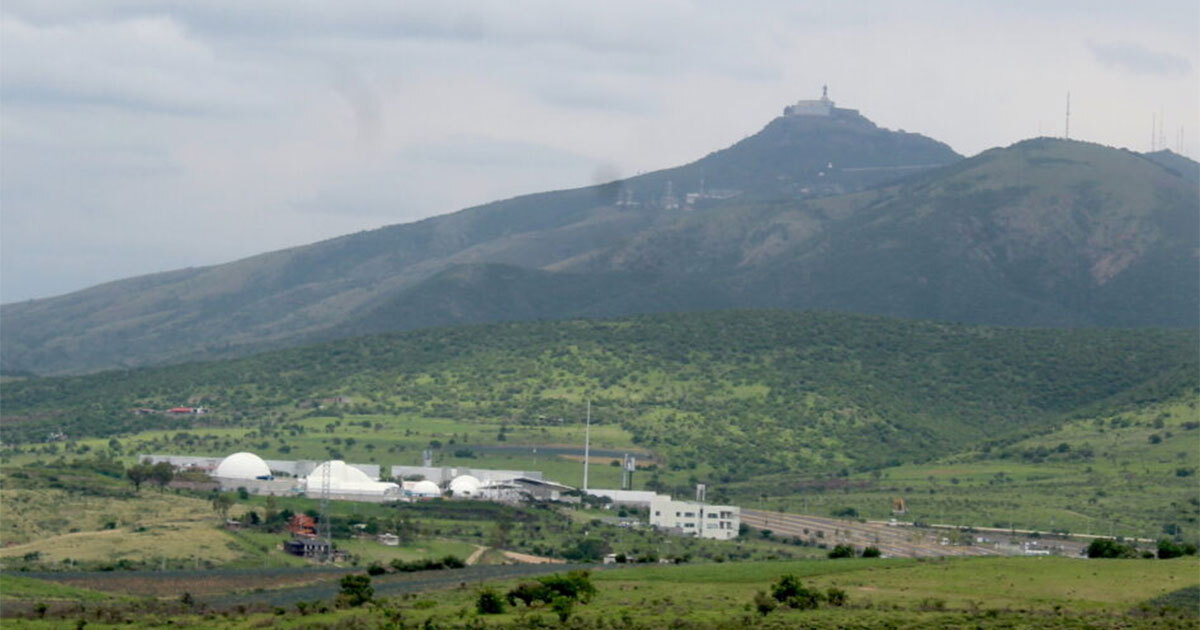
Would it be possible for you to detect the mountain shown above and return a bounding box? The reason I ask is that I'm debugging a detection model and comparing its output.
[0,106,960,375]
[346,138,1199,335]
[2,108,1197,376]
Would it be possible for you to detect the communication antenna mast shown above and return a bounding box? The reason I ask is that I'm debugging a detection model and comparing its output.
[621,453,636,490]
[582,400,591,493]
[1064,92,1071,140]
[319,460,332,562]
[1151,113,1157,151]
[1159,107,1166,151]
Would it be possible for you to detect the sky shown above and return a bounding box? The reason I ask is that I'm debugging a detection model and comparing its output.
[2,1,1197,303]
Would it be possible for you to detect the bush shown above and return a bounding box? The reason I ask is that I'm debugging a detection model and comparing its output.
[1157,539,1198,559]
[550,596,574,623]
[828,544,855,559]
[336,574,373,607]
[366,562,387,576]
[505,571,595,608]
[1087,538,1138,559]
[860,546,881,558]
[753,590,777,616]
[769,574,824,610]
[476,588,505,614]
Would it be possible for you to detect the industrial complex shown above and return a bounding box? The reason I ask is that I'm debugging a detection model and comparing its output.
[141,449,743,540]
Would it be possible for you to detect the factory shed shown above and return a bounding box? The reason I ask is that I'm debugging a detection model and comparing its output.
[305,460,401,502]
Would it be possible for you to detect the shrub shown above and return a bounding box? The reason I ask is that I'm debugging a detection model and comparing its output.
[753,591,777,616]
[336,574,373,607]
[550,596,574,623]
[1157,539,1198,559]
[1087,538,1138,559]
[825,587,848,606]
[505,571,596,608]
[860,545,881,558]
[476,588,505,614]
[769,574,824,610]
[540,571,596,604]
[366,562,387,576]
[828,544,855,559]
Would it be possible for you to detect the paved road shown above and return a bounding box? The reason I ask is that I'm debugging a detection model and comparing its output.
[741,509,1001,558]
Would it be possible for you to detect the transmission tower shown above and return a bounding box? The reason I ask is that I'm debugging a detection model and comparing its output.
[319,461,332,562]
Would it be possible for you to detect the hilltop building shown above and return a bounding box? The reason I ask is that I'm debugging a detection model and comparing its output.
[783,86,860,118]
[784,85,835,117]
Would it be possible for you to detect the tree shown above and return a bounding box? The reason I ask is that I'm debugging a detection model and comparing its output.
[561,538,611,562]
[211,493,234,520]
[150,462,174,491]
[337,574,373,607]
[488,516,513,549]
[506,582,548,607]
[860,545,881,558]
[125,463,152,492]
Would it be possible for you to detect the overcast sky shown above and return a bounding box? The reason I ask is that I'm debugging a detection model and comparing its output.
[2,1,1197,303]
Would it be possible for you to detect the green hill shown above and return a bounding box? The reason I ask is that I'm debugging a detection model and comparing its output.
[3,311,1194,481]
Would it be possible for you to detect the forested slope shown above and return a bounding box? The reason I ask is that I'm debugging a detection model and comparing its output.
[4,311,1193,479]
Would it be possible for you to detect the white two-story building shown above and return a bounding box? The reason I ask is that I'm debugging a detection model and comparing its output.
[650,496,740,540]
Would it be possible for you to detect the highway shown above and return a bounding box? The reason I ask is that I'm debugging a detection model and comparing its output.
[741,509,1002,558]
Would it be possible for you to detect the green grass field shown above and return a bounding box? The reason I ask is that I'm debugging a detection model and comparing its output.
[3,556,1195,628]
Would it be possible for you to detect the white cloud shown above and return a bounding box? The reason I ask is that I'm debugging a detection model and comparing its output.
[1088,40,1192,76]
[1,1,1197,302]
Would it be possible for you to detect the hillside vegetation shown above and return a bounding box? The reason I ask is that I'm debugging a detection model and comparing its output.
[3,311,1194,482]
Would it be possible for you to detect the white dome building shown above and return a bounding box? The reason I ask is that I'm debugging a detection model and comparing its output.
[406,480,442,498]
[448,474,481,498]
[214,452,272,480]
[305,460,400,501]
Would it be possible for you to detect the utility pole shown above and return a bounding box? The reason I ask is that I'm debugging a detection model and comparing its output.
[582,400,591,493]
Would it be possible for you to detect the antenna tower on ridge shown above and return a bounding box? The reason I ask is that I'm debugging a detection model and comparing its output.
[1064,92,1070,140]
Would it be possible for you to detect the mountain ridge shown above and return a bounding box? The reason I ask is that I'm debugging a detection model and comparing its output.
[2,108,1196,375]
